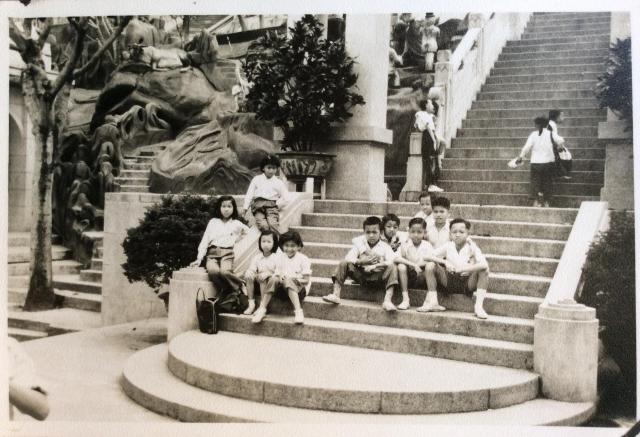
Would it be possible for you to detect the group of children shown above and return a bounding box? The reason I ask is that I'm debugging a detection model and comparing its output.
[193,158,492,327]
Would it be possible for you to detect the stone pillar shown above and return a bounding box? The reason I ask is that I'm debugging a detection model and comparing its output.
[533,300,599,402]
[167,267,216,341]
[399,133,423,202]
[324,14,393,202]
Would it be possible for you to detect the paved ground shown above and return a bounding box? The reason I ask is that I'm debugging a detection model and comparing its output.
[11,317,172,423]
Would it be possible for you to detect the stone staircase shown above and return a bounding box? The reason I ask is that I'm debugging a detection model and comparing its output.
[116,147,159,193]
[440,11,610,208]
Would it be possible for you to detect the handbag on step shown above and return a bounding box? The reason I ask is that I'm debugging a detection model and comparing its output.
[195,288,219,334]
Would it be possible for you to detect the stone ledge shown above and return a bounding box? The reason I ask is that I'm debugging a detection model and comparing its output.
[598,120,632,140]
[325,125,393,145]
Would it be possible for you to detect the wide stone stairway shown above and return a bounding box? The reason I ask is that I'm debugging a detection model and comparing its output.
[440,11,610,207]
[122,12,606,424]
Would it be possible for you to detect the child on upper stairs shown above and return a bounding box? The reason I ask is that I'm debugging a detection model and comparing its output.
[243,154,288,232]
[414,99,444,193]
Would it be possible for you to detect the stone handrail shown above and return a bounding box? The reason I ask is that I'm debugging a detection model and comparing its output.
[433,12,531,146]
[542,201,609,305]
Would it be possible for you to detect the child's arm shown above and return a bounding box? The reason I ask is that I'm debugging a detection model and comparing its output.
[423,245,448,267]
[191,220,213,267]
[9,382,49,420]
[236,221,250,242]
[517,132,536,160]
[457,243,489,274]
[275,178,288,208]
[242,176,258,212]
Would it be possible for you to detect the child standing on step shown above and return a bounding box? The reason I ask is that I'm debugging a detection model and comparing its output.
[548,109,572,181]
[243,154,288,232]
[252,230,311,325]
[242,230,281,315]
[414,100,444,193]
[394,217,443,312]
[190,195,249,296]
[323,216,400,311]
[514,117,564,207]
[426,218,490,319]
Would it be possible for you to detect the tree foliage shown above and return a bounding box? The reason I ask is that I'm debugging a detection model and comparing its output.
[595,37,632,130]
[243,14,365,151]
[579,211,635,406]
[121,195,219,292]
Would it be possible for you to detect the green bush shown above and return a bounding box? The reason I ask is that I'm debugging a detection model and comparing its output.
[579,211,635,408]
[243,14,365,151]
[121,195,218,292]
[595,37,633,130]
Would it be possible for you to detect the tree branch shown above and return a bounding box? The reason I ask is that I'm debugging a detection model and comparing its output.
[49,17,88,100]
[37,18,53,49]
[73,15,132,79]
[9,18,28,52]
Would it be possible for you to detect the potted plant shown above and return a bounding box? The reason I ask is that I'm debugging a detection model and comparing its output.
[595,37,632,132]
[243,14,365,183]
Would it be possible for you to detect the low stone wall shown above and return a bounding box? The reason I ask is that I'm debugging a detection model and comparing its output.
[102,191,313,327]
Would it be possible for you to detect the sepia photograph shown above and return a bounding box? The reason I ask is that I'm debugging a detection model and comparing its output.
[1,1,638,435]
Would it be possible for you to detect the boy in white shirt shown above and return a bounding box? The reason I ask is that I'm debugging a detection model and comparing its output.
[323,216,400,311]
[414,99,443,193]
[414,192,433,221]
[427,218,490,319]
[426,196,451,249]
[243,154,288,232]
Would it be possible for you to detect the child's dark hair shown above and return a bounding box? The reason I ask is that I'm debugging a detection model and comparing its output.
[260,154,281,171]
[432,196,451,209]
[258,230,279,254]
[408,217,427,229]
[450,217,471,230]
[432,100,440,117]
[362,216,382,230]
[418,191,433,203]
[213,195,239,220]
[381,213,401,230]
[548,109,562,122]
[418,100,428,111]
[534,117,549,135]
[279,230,304,248]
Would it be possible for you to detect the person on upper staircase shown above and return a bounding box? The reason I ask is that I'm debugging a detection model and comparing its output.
[242,154,288,233]
[413,191,434,222]
[414,100,444,193]
[548,109,572,181]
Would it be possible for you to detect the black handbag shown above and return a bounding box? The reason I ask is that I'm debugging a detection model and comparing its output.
[195,288,219,334]
[548,126,572,177]
[214,287,249,315]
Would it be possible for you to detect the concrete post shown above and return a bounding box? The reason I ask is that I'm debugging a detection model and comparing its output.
[533,300,599,402]
[323,14,393,201]
[399,133,423,202]
[167,267,216,341]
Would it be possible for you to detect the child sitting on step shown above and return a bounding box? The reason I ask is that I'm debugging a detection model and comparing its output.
[323,216,400,312]
[243,230,281,315]
[252,230,311,325]
[243,154,288,232]
[353,214,406,253]
[190,195,250,296]
[426,218,490,319]
[426,196,452,249]
[413,191,433,222]
[394,217,444,312]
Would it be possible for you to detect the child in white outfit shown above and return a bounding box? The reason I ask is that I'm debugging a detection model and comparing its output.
[243,230,280,315]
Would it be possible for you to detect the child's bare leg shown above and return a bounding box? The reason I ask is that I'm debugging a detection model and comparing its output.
[243,277,256,315]
[396,264,410,310]
[382,264,399,311]
[469,268,489,319]
[419,263,446,312]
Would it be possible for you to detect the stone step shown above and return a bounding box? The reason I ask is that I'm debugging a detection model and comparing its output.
[123,155,155,162]
[308,278,544,318]
[53,274,102,295]
[8,232,30,247]
[79,269,102,283]
[457,126,598,138]
[471,98,600,110]
[118,185,150,193]
[119,169,150,178]
[528,16,611,26]
[462,115,603,128]
[440,169,603,185]
[294,226,565,258]
[485,71,602,85]
[90,258,103,270]
[466,108,606,119]
[502,41,609,54]
[8,314,51,332]
[494,56,604,70]
[532,12,610,19]
[438,179,601,197]
[477,90,596,102]
[442,157,604,172]
[440,191,597,208]
[521,31,609,42]
[122,162,152,171]
[115,177,148,186]
[96,246,104,258]
[8,327,48,342]
[8,259,83,277]
[302,211,572,240]
[8,245,70,264]
[524,23,610,34]
[54,289,102,312]
[498,48,608,61]
[451,137,603,148]
[122,343,597,424]
[312,201,578,224]
[491,64,605,76]
[168,331,538,414]
[296,296,535,344]
[446,147,604,160]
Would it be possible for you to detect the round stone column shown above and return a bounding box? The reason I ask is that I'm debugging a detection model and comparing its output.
[167,267,216,341]
[533,299,599,402]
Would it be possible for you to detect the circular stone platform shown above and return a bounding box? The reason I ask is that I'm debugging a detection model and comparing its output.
[167,330,539,414]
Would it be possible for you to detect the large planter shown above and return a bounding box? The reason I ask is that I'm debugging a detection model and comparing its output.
[277,151,336,182]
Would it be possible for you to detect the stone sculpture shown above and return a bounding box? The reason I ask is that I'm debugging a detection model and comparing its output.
[423,13,440,72]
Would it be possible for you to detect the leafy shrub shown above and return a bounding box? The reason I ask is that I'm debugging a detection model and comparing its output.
[243,14,365,151]
[579,211,635,408]
[595,37,632,130]
[121,195,218,292]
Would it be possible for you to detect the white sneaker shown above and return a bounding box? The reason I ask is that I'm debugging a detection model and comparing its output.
[382,301,397,312]
[431,304,446,312]
[427,184,444,193]
[251,308,267,323]
[475,307,488,319]
[322,294,341,304]
[417,303,440,312]
[397,300,410,310]
[243,300,256,315]
[294,309,305,325]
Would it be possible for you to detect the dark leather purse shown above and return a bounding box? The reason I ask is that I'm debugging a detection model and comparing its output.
[195,288,219,334]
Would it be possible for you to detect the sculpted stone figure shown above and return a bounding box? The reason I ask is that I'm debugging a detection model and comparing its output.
[423,13,440,72]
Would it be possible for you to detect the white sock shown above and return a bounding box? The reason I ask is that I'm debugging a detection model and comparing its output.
[427,291,439,306]
[401,292,410,303]
[475,289,487,312]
